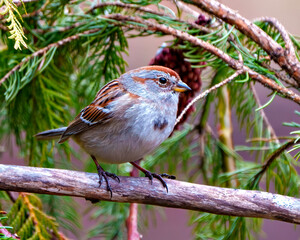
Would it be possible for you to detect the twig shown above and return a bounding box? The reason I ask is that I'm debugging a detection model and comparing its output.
[0,164,299,224]
[260,62,299,89]
[87,2,211,33]
[249,139,296,188]
[184,0,300,84]
[176,70,244,125]
[22,0,50,18]
[5,191,16,203]
[105,14,300,105]
[173,0,200,18]
[0,28,100,86]
[253,17,296,60]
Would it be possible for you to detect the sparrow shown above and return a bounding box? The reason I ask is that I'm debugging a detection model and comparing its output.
[35,65,191,196]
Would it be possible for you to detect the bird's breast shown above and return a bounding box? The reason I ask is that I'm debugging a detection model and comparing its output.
[74,98,178,164]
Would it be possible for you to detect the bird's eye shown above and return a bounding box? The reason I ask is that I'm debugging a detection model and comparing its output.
[159,77,167,84]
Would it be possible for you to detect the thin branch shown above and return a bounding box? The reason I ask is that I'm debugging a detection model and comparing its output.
[87,2,211,33]
[0,28,99,86]
[0,164,299,224]
[5,191,16,203]
[22,0,50,18]
[249,139,296,188]
[184,0,300,84]
[253,17,296,60]
[176,70,244,125]
[173,0,200,18]
[260,62,299,89]
[105,14,300,105]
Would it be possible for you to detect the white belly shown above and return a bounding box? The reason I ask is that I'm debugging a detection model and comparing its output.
[73,102,177,164]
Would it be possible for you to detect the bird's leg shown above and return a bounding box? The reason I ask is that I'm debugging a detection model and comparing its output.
[91,155,120,197]
[130,160,176,193]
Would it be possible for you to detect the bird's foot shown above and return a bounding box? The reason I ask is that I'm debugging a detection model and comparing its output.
[96,168,120,198]
[144,171,176,193]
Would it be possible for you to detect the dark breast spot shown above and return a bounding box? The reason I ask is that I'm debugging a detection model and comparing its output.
[153,118,168,131]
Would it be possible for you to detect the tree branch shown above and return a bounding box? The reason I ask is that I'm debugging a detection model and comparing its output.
[184,0,300,84]
[0,164,299,224]
[0,28,100,86]
[106,14,300,105]
[87,2,211,33]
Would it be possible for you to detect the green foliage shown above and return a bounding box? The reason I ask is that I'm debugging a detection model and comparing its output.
[0,214,14,240]
[0,0,27,50]
[87,201,130,240]
[284,111,300,160]
[0,1,299,240]
[4,193,62,240]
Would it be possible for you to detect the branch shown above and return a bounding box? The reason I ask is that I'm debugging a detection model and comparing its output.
[249,139,296,188]
[253,17,296,59]
[0,164,299,224]
[184,0,300,84]
[105,14,300,105]
[87,2,211,33]
[0,28,100,86]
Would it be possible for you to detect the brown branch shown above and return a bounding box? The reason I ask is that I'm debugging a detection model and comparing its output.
[87,2,211,33]
[254,17,296,59]
[22,0,50,18]
[105,14,300,105]
[260,62,299,89]
[0,28,99,86]
[250,139,296,187]
[184,0,300,84]
[0,164,299,224]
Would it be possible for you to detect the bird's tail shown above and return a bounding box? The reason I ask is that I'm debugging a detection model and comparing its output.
[35,127,67,141]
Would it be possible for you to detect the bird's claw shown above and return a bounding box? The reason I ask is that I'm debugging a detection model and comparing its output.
[144,171,176,193]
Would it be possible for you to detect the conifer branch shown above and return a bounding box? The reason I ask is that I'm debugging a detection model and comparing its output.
[0,164,299,225]
[253,17,296,59]
[249,139,296,188]
[105,14,300,105]
[0,28,100,86]
[183,0,300,85]
[87,2,211,32]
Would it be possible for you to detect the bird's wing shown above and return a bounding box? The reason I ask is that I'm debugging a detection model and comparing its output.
[58,80,125,143]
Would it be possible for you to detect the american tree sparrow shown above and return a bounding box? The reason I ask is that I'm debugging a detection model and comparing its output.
[36,66,191,196]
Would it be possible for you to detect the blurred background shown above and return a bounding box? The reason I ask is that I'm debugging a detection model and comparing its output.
[1,0,300,239]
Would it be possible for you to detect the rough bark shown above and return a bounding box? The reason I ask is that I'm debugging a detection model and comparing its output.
[0,164,299,224]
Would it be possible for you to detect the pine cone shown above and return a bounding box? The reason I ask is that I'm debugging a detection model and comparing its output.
[149,14,209,128]
[149,47,205,128]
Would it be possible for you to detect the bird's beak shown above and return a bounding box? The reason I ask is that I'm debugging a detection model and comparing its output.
[173,81,191,92]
